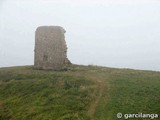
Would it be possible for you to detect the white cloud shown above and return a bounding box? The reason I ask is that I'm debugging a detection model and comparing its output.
[33,0,159,5]
[2,0,159,6]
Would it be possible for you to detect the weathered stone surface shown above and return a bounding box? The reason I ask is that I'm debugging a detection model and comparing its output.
[34,26,69,70]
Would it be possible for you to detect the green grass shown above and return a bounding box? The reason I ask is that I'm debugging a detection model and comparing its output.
[0,65,160,120]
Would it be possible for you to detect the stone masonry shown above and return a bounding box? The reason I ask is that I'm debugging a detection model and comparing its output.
[34,26,69,70]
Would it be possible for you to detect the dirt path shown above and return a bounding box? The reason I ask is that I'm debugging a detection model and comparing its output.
[87,80,105,120]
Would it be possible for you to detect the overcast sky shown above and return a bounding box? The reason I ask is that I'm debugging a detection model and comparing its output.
[0,0,160,71]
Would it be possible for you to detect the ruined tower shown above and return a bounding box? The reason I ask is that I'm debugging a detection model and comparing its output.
[34,26,69,70]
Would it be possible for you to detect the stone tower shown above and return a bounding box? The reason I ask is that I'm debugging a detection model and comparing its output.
[34,26,69,70]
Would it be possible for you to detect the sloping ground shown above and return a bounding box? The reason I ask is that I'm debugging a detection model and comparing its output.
[0,65,160,120]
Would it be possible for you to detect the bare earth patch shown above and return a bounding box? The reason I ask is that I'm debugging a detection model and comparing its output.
[87,80,105,120]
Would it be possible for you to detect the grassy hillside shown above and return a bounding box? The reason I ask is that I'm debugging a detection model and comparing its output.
[0,65,160,120]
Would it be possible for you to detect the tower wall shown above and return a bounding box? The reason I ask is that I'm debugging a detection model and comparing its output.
[34,26,67,70]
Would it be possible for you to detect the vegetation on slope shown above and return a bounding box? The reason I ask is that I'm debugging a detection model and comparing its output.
[0,65,160,120]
